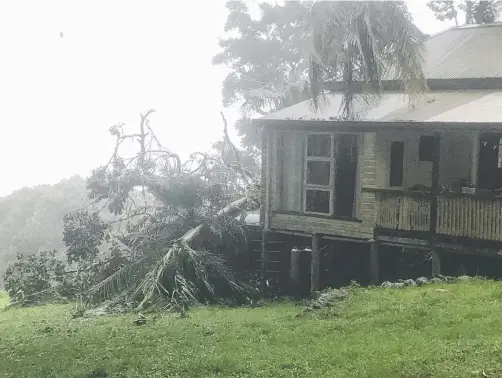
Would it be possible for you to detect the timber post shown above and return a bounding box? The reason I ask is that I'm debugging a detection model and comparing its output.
[260,129,273,293]
[369,240,380,285]
[431,248,442,277]
[260,230,269,292]
[311,233,321,296]
[429,132,441,277]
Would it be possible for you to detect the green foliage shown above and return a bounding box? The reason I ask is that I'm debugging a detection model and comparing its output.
[427,1,460,24]
[309,1,427,118]
[86,160,140,215]
[61,112,258,309]
[214,1,311,113]
[63,210,109,264]
[1,110,258,309]
[215,1,428,145]
[4,280,502,377]
[2,239,140,307]
[3,250,71,305]
[427,1,500,25]
[0,176,99,288]
[214,1,312,149]
[232,118,262,156]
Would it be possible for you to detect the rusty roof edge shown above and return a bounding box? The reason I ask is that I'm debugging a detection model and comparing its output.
[325,78,502,92]
[252,118,502,131]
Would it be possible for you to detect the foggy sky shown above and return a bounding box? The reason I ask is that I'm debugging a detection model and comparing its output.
[0,0,456,197]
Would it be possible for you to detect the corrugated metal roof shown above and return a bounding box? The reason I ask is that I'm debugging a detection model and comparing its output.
[260,90,502,123]
[423,24,502,79]
[258,24,502,124]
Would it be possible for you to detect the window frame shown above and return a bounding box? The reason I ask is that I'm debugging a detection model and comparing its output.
[303,132,335,215]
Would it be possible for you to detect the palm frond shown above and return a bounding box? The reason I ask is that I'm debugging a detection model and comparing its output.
[308,1,426,118]
[83,256,148,303]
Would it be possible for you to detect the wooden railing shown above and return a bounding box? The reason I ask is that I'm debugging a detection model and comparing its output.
[437,194,502,241]
[369,189,502,242]
[374,190,430,232]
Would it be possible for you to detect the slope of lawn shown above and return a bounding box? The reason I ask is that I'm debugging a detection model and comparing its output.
[0,291,8,309]
[2,280,502,378]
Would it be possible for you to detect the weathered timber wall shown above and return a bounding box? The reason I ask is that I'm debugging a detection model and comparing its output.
[270,214,373,239]
[375,129,475,189]
[268,131,377,239]
[358,132,377,226]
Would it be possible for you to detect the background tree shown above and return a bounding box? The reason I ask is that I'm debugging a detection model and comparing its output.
[213,0,313,149]
[0,176,93,288]
[215,1,428,141]
[427,1,501,25]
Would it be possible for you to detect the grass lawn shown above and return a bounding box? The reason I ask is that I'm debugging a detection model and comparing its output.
[2,280,502,378]
[0,291,8,309]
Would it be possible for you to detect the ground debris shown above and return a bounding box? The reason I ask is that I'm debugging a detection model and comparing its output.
[416,277,429,286]
[381,275,476,289]
[133,314,147,326]
[297,288,347,317]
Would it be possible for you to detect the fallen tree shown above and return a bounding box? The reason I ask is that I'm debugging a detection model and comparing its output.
[4,110,261,311]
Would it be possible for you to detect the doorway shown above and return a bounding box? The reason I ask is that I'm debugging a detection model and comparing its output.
[478,133,502,190]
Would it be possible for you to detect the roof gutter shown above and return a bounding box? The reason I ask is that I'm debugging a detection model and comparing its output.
[325,78,502,92]
[252,119,502,131]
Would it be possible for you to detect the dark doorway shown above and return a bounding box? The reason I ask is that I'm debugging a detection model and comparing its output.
[390,141,404,187]
[478,133,502,190]
[334,134,358,217]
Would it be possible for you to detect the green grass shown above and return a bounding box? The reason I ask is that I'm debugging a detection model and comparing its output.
[2,280,502,377]
[0,291,9,309]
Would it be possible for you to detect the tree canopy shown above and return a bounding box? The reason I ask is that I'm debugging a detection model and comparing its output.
[215,0,428,139]
[213,0,311,117]
[427,1,501,26]
[213,1,313,149]
[3,111,260,310]
[0,176,88,287]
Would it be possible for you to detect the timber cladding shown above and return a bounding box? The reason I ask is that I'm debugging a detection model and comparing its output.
[358,133,377,228]
[266,131,377,239]
[270,213,373,239]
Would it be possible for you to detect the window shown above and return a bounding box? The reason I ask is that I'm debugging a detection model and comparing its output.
[307,161,331,186]
[390,141,404,187]
[304,133,333,214]
[419,135,434,162]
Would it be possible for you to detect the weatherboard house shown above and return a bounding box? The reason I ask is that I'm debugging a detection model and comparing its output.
[253,23,502,293]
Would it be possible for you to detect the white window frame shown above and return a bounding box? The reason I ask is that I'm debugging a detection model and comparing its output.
[304,133,335,215]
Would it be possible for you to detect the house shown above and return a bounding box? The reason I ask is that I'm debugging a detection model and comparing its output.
[253,23,502,293]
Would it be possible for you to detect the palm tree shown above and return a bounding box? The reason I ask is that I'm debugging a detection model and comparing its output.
[308,1,427,119]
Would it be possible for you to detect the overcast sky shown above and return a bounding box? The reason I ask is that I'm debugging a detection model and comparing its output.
[0,0,456,197]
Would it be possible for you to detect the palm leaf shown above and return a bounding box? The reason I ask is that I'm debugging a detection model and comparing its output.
[308,1,426,118]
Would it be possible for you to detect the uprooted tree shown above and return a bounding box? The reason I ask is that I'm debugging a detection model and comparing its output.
[4,110,261,311]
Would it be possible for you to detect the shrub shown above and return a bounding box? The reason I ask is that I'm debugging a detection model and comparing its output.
[3,250,73,305]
